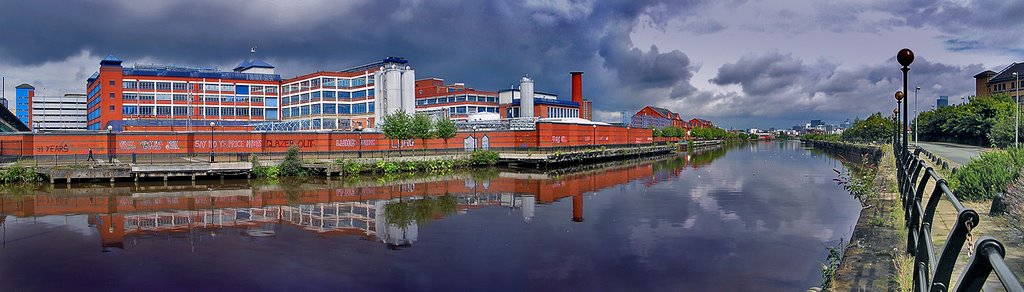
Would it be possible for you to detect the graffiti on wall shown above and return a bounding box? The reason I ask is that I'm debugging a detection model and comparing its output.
[334,139,377,147]
[119,140,182,151]
[193,139,264,149]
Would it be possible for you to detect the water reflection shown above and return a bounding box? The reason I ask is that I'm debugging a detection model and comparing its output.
[0,148,721,252]
[0,141,862,291]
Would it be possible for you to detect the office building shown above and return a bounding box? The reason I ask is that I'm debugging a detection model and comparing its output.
[937,95,949,108]
[32,93,87,131]
[15,83,34,129]
[414,78,498,121]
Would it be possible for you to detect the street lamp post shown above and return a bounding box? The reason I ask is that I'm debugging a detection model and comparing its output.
[895,91,903,152]
[473,125,478,150]
[592,124,597,147]
[1015,72,1020,147]
[915,86,920,145]
[893,108,899,148]
[210,121,216,163]
[897,48,915,155]
[356,123,363,158]
[107,125,114,163]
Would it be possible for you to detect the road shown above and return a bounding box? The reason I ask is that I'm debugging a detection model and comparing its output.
[914,142,988,166]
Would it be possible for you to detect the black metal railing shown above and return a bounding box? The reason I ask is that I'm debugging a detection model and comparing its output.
[895,143,1023,291]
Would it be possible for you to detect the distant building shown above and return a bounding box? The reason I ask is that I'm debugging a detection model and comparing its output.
[15,83,34,129]
[31,93,87,131]
[414,78,498,121]
[581,99,593,120]
[937,96,949,108]
[498,75,581,119]
[630,106,685,129]
[810,119,823,127]
[975,63,1024,99]
[688,118,713,129]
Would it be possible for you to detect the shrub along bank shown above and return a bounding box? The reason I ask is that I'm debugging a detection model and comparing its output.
[251,149,502,179]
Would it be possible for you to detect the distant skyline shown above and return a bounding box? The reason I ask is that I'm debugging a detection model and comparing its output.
[1,0,1021,129]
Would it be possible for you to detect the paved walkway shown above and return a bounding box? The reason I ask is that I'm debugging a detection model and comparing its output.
[914,142,989,166]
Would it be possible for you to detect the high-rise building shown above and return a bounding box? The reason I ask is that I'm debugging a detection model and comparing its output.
[31,93,87,131]
[937,95,949,108]
[15,83,34,129]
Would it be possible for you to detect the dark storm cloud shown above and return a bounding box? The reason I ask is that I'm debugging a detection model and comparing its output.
[694,53,983,124]
[0,0,707,116]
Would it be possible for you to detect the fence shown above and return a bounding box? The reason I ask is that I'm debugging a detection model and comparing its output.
[894,141,1023,291]
[0,122,657,166]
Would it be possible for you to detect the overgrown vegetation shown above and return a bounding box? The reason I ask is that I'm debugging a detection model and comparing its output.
[916,93,1015,147]
[1001,172,1024,239]
[468,149,499,166]
[818,239,844,291]
[0,161,41,184]
[279,145,308,177]
[251,154,279,179]
[949,146,1024,201]
[343,150,500,175]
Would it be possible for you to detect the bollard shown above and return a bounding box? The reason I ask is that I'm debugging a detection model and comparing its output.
[991,193,1008,216]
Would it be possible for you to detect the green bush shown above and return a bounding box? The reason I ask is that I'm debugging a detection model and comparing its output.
[841,113,893,142]
[0,161,40,184]
[950,147,1024,201]
[469,150,499,166]
[278,145,308,177]
[343,161,363,175]
[250,154,279,179]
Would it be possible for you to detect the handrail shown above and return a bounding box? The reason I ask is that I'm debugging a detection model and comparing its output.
[894,143,1023,292]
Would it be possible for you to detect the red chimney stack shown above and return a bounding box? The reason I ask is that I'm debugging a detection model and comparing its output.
[570,71,583,104]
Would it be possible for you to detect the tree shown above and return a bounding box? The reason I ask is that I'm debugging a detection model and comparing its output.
[434,116,457,151]
[278,145,307,177]
[652,127,662,137]
[380,110,412,155]
[840,113,893,142]
[411,113,435,152]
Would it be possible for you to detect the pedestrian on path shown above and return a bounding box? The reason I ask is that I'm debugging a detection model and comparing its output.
[87,149,95,161]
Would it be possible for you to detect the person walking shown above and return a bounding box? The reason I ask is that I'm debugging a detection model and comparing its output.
[87,148,95,161]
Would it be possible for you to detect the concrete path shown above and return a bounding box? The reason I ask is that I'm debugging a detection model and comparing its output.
[914,142,989,166]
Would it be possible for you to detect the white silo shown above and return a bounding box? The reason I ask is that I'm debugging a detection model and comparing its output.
[400,65,416,113]
[520,75,534,118]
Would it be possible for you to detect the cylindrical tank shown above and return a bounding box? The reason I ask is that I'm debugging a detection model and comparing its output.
[400,66,416,113]
[520,75,534,118]
[386,66,401,115]
[571,71,583,104]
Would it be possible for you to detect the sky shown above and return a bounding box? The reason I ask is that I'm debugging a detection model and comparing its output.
[0,0,1022,129]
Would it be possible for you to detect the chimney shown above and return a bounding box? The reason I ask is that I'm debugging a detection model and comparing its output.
[570,71,583,104]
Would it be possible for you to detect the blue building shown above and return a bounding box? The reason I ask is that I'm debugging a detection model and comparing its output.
[15,83,34,128]
[937,95,949,108]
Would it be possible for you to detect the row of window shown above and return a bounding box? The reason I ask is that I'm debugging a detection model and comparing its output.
[281,102,375,118]
[416,95,497,106]
[547,107,579,118]
[122,106,267,118]
[446,106,498,114]
[281,89,375,105]
[123,81,278,94]
[282,76,374,94]
[122,93,266,104]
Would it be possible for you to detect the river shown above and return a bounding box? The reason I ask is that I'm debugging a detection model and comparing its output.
[0,140,863,291]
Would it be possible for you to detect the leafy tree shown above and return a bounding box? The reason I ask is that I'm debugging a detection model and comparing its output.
[380,110,413,154]
[840,113,893,142]
[433,117,457,150]
[652,127,662,137]
[278,145,307,177]
[411,113,435,150]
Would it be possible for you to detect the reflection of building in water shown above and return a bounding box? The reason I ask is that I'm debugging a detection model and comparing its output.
[1,156,697,249]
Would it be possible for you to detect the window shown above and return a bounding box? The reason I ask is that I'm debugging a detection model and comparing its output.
[156,94,172,101]
[221,107,234,116]
[323,78,336,87]
[252,97,264,103]
[324,103,336,114]
[311,104,321,114]
[265,86,277,94]
[338,104,350,114]
[368,102,374,113]
[139,106,154,115]
[251,108,264,117]
[235,85,249,95]
[251,86,263,94]
[122,106,138,115]
[457,95,467,102]
[236,108,249,117]
[123,81,137,89]
[352,91,366,99]
[291,107,299,117]
[352,78,366,87]
[156,106,171,116]
[338,79,351,88]
[338,91,351,99]
[173,107,189,116]
[301,105,311,116]
[173,94,188,101]
[265,109,278,120]
[156,82,171,90]
[140,94,155,101]
[173,83,187,91]
[265,98,278,107]
[205,107,219,117]
[204,84,220,91]
[353,103,367,114]
[367,89,374,96]
[282,108,291,118]
[110,105,115,111]
[109,80,115,86]
[109,93,115,99]
[310,78,320,88]
[139,82,155,90]
[220,84,234,92]
[123,93,138,100]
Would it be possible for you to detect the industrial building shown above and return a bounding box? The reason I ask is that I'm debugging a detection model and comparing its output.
[414,78,499,121]
[31,93,87,131]
[498,72,584,120]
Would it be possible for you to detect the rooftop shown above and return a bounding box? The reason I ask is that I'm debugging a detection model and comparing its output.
[15,83,34,89]
[233,58,275,72]
[988,62,1024,84]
